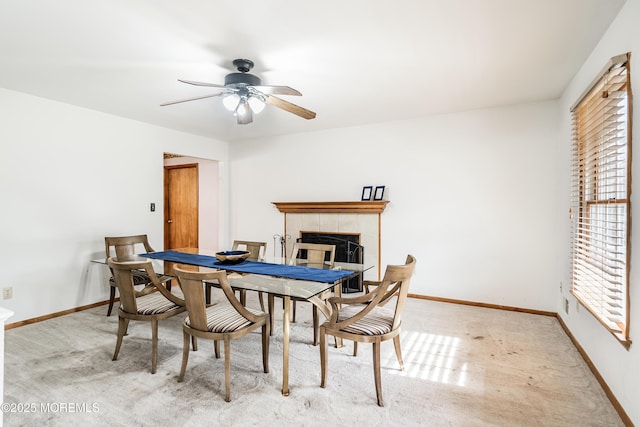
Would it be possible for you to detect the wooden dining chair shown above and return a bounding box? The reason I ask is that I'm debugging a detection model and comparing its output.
[233,240,268,309]
[319,254,416,406]
[204,240,267,308]
[175,266,270,402]
[107,257,186,374]
[268,242,336,345]
[104,235,171,316]
[232,240,267,260]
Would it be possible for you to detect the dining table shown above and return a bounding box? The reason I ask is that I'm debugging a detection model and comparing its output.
[93,247,373,396]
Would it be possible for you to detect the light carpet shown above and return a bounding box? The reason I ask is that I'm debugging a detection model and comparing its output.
[3,295,624,426]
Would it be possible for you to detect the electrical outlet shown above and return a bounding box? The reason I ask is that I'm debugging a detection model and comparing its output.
[564,298,569,314]
[150,203,155,212]
[2,287,13,300]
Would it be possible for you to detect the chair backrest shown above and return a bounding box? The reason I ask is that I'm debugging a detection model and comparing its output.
[232,240,267,261]
[108,257,184,314]
[289,242,336,268]
[174,267,264,332]
[105,235,155,259]
[107,258,157,314]
[379,255,416,331]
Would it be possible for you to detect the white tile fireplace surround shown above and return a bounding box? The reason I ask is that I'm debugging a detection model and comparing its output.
[272,201,389,280]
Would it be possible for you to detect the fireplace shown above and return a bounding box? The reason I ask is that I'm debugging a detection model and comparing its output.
[299,231,363,293]
[273,200,389,285]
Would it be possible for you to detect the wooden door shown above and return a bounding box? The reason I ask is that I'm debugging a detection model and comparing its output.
[164,164,199,249]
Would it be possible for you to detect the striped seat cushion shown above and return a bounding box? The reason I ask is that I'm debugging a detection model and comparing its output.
[135,290,184,315]
[185,305,264,333]
[337,304,395,335]
[109,270,153,287]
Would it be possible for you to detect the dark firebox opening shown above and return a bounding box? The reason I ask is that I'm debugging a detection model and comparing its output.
[299,232,363,293]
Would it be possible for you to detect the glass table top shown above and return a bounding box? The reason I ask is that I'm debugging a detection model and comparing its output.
[92,249,373,300]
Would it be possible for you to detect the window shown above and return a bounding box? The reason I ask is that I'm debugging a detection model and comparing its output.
[570,53,632,345]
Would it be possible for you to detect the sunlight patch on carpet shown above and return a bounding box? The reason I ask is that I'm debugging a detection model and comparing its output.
[387,331,467,387]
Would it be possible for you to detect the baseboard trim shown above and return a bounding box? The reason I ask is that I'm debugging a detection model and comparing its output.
[4,300,111,330]
[408,293,557,317]
[6,295,555,330]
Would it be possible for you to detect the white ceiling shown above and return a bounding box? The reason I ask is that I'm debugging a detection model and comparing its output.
[0,0,626,142]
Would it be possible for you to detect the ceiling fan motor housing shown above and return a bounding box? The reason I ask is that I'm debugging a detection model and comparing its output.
[225,72,261,87]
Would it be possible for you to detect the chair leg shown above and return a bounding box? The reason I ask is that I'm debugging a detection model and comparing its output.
[205,284,212,305]
[107,286,116,316]
[353,341,358,357]
[258,292,265,312]
[312,306,319,346]
[112,316,127,361]
[292,300,297,323]
[239,290,247,306]
[268,295,275,336]
[320,326,328,388]
[178,331,190,382]
[393,335,404,370]
[192,336,198,352]
[214,340,220,359]
[224,337,231,402]
[151,318,158,374]
[373,340,384,407]
[262,322,270,373]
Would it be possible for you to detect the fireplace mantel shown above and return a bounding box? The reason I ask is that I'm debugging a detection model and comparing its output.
[272,201,389,214]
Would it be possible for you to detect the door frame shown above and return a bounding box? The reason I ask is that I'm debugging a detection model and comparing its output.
[164,163,199,249]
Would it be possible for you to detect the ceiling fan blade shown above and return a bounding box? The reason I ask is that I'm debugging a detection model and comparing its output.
[160,93,224,106]
[264,95,316,120]
[251,85,301,96]
[178,79,228,89]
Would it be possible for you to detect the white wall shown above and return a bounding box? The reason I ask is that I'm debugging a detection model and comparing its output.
[558,0,640,424]
[230,100,560,312]
[0,88,229,323]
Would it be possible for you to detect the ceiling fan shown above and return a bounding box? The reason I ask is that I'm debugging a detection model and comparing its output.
[161,59,316,125]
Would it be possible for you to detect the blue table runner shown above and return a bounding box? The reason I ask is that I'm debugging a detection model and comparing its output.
[140,250,354,283]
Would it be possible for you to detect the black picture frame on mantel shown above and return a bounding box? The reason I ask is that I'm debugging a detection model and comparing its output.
[361,186,373,201]
[373,185,385,201]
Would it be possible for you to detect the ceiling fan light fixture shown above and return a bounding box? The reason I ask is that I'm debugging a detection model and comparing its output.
[222,93,240,111]
[235,97,254,125]
[248,96,265,114]
[235,97,249,117]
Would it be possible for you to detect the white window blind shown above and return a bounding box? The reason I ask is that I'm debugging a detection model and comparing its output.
[570,52,631,344]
